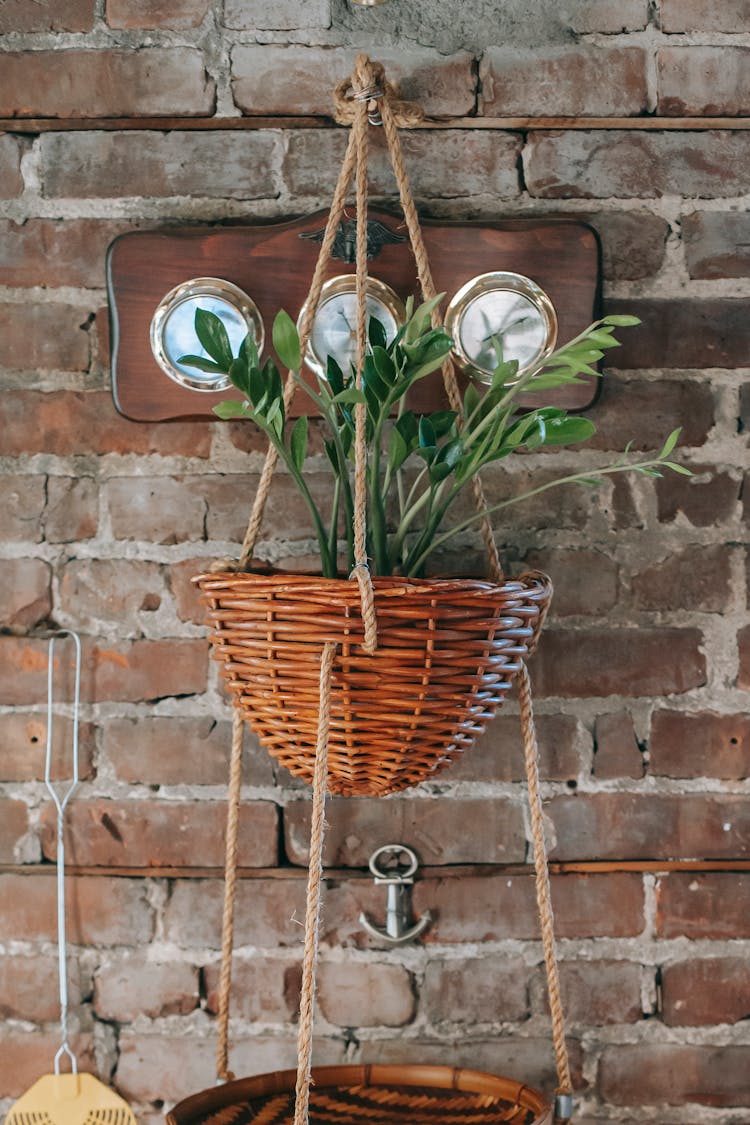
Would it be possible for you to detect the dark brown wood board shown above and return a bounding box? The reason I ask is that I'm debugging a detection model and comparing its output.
[107,209,601,422]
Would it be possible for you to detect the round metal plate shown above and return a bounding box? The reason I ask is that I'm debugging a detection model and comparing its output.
[150,277,265,392]
[445,271,558,386]
[298,274,406,380]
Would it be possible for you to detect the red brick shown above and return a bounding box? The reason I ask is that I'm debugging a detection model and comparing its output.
[659,465,738,526]
[45,477,98,542]
[0,304,90,371]
[609,297,750,368]
[94,956,199,1020]
[737,625,750,690]
[449,712,582,782]
[548,793,750,860]
[0,219,138,288]
[525,131,750,199]
[204,472,338,543]
[484,466,599,532]
[413,872,645,942]
[422,955,529,1023]
[659,46,750,115]
[0,713,95,781]
[204,957,299,1021]
[566,0,648,31]
[317,962,415,1027]
[41,797,278,867]
[0,391,212,457]
[650,710,750,779]
[0,1030,98,1099]
[283,128,521,202]
[103,716,274,786]
[169,557,210,624]
[226,0,330,29]
[684,211,750,279]
[0,0,94,31]
[529,628,706,698]
[0,954,81,1022]
[587,378,714,450]
[594,711,642,779]
[0,558,51,630]
[40,131,279,199]
[631,544,733,613]
[481,47,646,116]
[232,46,474,117]
[1,50,214,119]
[0,475,46,542]
[106,0,210,28]
[0,636,208,704]
[164,878,308,949]
[0,135,26,198]
[587,210,669,281]
[0,872,153,944]
[0,800,30,862]
[284,797,526,866]
[60,558,164,632]
[106,477,207,544]
[662,957,750,1026]
[599,1043,750,1106]
[657,872,750,939]
[532,959,644,1024]
[516,548,618,617]
[662,0,750,32]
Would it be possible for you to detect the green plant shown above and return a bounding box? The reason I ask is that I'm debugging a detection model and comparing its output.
[180,299,689,579]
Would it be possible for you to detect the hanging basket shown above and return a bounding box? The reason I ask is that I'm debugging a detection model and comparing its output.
[194,569,551,796]
[167,1063,553,1125]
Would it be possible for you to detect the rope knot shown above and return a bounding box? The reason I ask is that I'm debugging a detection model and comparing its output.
[333,54,424,128]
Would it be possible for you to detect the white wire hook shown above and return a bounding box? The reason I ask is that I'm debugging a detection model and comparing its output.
[44,629,82,1077]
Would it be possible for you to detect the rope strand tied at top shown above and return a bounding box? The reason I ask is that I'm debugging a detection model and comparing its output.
[333,59,424,128]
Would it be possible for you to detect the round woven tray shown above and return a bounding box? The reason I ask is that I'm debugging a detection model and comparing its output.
[194,570,552,796]
[167,1064,552,1125]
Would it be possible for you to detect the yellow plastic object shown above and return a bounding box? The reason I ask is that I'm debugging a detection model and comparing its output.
[5,1072,137,1125]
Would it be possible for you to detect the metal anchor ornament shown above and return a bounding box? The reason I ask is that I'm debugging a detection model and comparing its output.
[358,844,431,946]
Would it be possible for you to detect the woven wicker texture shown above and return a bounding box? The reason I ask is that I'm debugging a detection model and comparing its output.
[194,570,552,796]
[168,1066,552,1125]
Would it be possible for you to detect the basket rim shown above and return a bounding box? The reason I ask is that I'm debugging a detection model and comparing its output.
[166,1063,551,1125]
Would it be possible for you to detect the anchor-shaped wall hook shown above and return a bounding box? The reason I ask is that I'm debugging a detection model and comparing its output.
[359,843,431,946]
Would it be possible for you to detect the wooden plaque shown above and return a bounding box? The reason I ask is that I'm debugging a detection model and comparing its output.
[107,210,601,421]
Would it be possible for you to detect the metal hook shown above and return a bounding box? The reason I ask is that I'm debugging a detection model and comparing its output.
[358,844,431,946]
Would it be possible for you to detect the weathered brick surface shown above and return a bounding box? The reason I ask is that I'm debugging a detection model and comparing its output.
[0,304,90,372]
[226,0,331,30]
[0,1030,98,1098]
[0,801,30,862]
[661,0,750,32]
[232,47,475,117]
[204,957,299,1021]
[284,796,527,866]
[683,210,750,279]
[106,0,211,29]
[532,959,644,1024]
[659,47,750,116]
[40,131,280,199]
[658,465,739,526]
[630,544,733,613]
[481,47,647,116]
[0,219,137,288]
[736,625,750,690]
[0,135,26,198]
[0,713,95,781]
[655,872,750,939]
[599,1044,750,1106]
[103,716,274,786]
[0,558,51,630]
[45,477,99,542]
[529,627,706,698]
[40,798,278,867]
[0,873,153,944]
[94,956,199,1020]
[106,477,207,544]
[587,378,714,451]
[0,954,81,1021]
[449,712,581,781]
[422,955,529,1023]
[317,962,415,1027]
[525,131,750,198]
[650,710,750,779]
[662,958,750,1026]
[593,711,642,779]
[59,558,164,632]
[588,210,669,281]
[1,50,215,118]
[0,0,95,32]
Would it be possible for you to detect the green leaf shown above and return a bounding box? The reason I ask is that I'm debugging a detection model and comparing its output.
[542,417,597,445]
[464,383,480,421]
[395,411,418,447]
[289,415,308,471]
[372,345,397,386]
[429,410,458,439]
[404,293,445,342]
[228,357,250,396]
[662,461,693,476]
[332,388,368,405]
[601,314,641,327]
[213,400,250,420]
[249,363,267,412]
[492,359,519,388]
[387,426,409,474]
[265,396,284,437]
[419,416,436,448]
[272,310,301,372]
[195,308,233,369]
[239,332,260,373]
[178,354,225,374]
[368,316,388,350]
[325,355,345,396]
[659,427,681,458]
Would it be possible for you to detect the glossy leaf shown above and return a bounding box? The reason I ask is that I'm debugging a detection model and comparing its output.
[272,309,301,372]
[195,308,233,369]
[213,400,250,419]
[289,415,308,471]
[178,354,225,374]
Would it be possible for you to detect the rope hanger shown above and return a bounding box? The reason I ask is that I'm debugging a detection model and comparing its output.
[214,54,573,1125]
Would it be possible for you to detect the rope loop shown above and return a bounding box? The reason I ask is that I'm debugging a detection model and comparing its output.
[333,56,424,128]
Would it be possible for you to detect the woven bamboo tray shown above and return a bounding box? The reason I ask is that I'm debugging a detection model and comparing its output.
[194,570,551,796]
[167,1064,552,1125]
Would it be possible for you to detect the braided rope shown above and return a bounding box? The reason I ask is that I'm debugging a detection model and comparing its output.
[518,662,573,1099]
[215,709,244,1082]
[293,642,337,1125]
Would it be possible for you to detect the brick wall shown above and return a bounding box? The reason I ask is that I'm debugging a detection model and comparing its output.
[1,2,749,1121]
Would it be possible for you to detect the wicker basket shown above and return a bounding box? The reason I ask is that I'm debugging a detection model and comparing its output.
[194,570,551,796]
[167,1064,552,1125]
